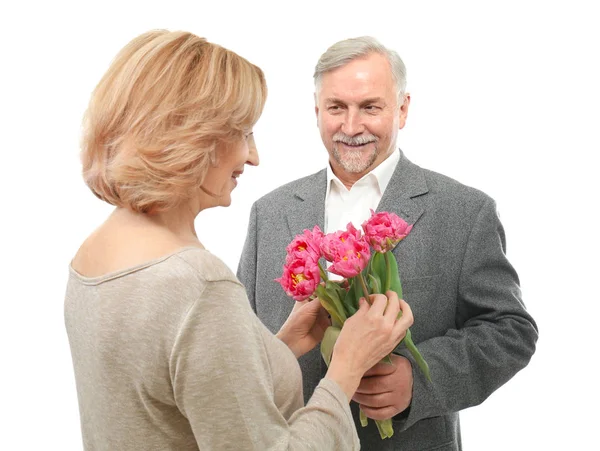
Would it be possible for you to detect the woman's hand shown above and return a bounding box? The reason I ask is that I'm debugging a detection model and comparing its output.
[325,291,414,401]
[276,298,331,358]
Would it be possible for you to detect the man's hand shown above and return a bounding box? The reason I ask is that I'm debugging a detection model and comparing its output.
[352,354,413,420]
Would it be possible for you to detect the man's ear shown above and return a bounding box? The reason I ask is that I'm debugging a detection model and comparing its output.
[398,93,411,129]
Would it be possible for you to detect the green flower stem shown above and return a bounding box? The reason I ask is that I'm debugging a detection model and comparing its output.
[384,251,392,292]
[359,408,368,427]
[358,273,371,301]
[403,328,431,382]
[375,418,394,439]
[318,261,329,282]
[360,408,394,439]
[368,274,381,294]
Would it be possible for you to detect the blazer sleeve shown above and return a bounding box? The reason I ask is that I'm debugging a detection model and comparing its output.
[395,197,538,430]
[237,202,258,312]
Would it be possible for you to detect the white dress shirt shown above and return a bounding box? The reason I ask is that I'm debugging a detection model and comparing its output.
[324,149,400,278]
[325,149,400,234]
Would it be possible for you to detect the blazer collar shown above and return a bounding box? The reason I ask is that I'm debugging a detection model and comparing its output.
[286,149,429,238]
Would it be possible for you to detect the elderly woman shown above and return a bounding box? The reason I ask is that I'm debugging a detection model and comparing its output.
[65,30,413,450]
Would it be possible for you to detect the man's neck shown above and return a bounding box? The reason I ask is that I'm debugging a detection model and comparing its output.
[329,149,396,190]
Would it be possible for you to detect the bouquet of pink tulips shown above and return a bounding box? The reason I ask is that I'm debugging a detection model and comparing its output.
[276,210,431,439]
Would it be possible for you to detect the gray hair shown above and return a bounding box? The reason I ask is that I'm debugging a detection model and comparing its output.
[314,36,407,105]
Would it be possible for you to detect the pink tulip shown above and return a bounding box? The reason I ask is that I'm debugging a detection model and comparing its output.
[275,255,321,301]
[285,226,324,263]
[321,223,371,278]
[321,223,362,261]
[362,210,413,253]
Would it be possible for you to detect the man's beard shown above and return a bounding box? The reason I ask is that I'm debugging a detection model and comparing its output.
[331,132,379,174]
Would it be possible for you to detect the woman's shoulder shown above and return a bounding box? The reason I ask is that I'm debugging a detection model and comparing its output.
[171,249,256,330]
[171,247,241,286]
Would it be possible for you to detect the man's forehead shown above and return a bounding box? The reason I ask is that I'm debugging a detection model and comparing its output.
[319,77,393,103]
[318,58,394,97]
[322,95,386,104]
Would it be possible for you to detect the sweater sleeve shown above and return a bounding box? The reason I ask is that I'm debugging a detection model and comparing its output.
[169,279,359,450]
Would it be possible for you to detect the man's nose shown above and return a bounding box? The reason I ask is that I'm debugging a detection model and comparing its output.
[341,109,365,136]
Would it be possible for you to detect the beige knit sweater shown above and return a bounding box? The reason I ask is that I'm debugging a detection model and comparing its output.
[65,247,359,450]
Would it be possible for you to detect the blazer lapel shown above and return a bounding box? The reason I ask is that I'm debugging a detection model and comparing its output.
[376,151,429,274]
[377,150,428,227]
[285,169,327,238]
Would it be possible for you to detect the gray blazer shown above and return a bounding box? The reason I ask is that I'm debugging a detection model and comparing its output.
[238,151,538,450]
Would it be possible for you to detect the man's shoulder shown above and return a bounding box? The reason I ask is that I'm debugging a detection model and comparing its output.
[419,164,493,206]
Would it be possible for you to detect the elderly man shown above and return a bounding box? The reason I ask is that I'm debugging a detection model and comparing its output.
[238,36,537,450]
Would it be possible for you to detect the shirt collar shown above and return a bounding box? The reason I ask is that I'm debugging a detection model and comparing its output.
[326,148,400,197]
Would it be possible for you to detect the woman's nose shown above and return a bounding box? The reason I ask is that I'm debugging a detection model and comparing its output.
[247,140,259,166]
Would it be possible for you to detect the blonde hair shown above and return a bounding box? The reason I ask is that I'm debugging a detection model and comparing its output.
[81,30,267,213]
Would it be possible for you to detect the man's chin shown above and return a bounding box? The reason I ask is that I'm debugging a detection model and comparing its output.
[334,151,377,174]
[340,162,372,174]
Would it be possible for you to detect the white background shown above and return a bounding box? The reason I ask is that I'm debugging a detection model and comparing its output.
[1,1,598,449]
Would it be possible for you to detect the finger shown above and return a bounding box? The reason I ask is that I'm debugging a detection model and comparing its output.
[398,298,414,325]
[352,391,394,407]
[362,361,397,378]
[359,405,399,421]
[393,298,414,336]
[318,317,332,330]
[304,298,323,313]
[367,293,388,316]
[316,302,330,318]
[317,304,332,327]
[357,297,369,313]
[383,290,400,321]
[291,299,309,313]
[297,298,321,316]
[356,378,392,395]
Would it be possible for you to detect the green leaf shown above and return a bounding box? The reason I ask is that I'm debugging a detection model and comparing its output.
[345,278,360,311]
[320,326,341,366]
[370,252,387,288]
[325,280,349,320]
[315,285,345,327]
[385,251,403,299]
[329,280,357,316]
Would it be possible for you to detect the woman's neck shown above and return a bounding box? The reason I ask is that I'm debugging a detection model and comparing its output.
[109,205,200,244]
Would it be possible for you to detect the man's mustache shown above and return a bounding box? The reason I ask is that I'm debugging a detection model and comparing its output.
[333,133,378,146]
